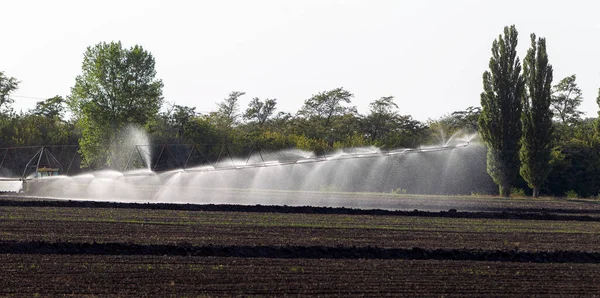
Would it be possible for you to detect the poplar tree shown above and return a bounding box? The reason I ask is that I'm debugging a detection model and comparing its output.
[478,25,524,197]
[520,34,553,198]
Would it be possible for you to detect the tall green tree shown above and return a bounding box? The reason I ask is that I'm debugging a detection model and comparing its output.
[478,25,525,197]
[297,87,356,142]
[244,97,277,127]
[210,91,245,145]
[213,91,244,129]
[0,71,19,112]
[33,96,65,119]
[551,75,583,124]
[171,104,197,141]
[298,87,355,127]
[363,96,399,142]
[520,34,554,198]
[444,106,481,134]
[68,41,164,168]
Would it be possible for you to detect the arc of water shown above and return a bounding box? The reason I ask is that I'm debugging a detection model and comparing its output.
[124,147,137,172]
[136,146,148,169]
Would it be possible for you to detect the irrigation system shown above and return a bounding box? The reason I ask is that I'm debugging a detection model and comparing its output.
[0,141,470,193]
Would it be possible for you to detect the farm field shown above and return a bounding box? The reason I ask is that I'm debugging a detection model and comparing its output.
[1,194,600,296]
[20,186,600,213]
[2,255,600,297]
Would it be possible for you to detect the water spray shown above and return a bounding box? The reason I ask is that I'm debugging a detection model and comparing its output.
[0,129,485,211]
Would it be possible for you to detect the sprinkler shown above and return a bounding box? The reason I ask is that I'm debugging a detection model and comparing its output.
[0,141,472,194]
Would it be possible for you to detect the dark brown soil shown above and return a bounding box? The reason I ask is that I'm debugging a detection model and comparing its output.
[2,240,600,263]
[1,197,600,296]
[2,204,600,251]
[1,255,600,297]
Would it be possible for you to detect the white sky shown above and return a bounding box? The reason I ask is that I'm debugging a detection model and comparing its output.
[2,0,600,121]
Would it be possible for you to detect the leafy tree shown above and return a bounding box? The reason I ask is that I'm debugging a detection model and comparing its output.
[428,106,481,146]
[171,104,197,141]
[363,96,399,142]
[330,113,363,145]
[551,75,583,124]
[243,97,277,127]
[149,104,199,144]
[389,115,429,148]
[11,114,74,146]
[0,71,19,112]
[69,41,163,168]
[297,87,356,143]
[443,106,481,134]
[520,34,554,198]
[269,112,293,133]
[33,96,65,119]
[478,25,525,197]
[298,87,355,127]
[544,128,600,198]
[212,91,245,132]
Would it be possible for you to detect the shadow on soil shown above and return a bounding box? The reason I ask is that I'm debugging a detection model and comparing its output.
[1,241,600,264]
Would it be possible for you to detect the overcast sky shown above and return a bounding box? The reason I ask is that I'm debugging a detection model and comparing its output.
[2,0,600,121]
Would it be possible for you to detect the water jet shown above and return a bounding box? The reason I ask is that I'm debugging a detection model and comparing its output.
[0,128,494,210]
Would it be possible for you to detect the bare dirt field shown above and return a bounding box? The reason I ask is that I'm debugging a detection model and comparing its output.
[1,194,600,296]
[2,255,600,297]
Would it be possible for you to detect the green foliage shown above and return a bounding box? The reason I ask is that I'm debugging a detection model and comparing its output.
[510,187,526,197]
[0,109,76,148]
[432,107,481,137]
[299,87,354,123]
[332,133,368,149]
[298,87,356,140]
[170,105,198,141]
[479,25,524,197]
[289,134,328,155]
[254,131,295,150]
[363,96,399,142]
[147,105,221,149]
[361,96,429,149]
[374,115,429,149]
[544,133,600,198]
[0,71,19,112]
[565,189,578,198]
[213,91,245,130]
[32,96,65,119]
[69,41,163,168]
[244,97,277,127]
[391,188,408,195]
[551,75,583,124]
[520,34,553,198]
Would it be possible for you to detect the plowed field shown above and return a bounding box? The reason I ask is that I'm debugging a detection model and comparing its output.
[1,195,600,296]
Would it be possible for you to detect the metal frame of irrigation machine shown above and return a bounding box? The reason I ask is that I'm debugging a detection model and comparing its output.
[0,142,469,194]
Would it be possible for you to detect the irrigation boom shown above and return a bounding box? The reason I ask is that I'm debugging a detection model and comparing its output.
[0,141,470,193]
[179,142,470,174]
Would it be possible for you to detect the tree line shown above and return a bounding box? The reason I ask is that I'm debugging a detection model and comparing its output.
[0,32,599,198]
[479,25,600,198]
